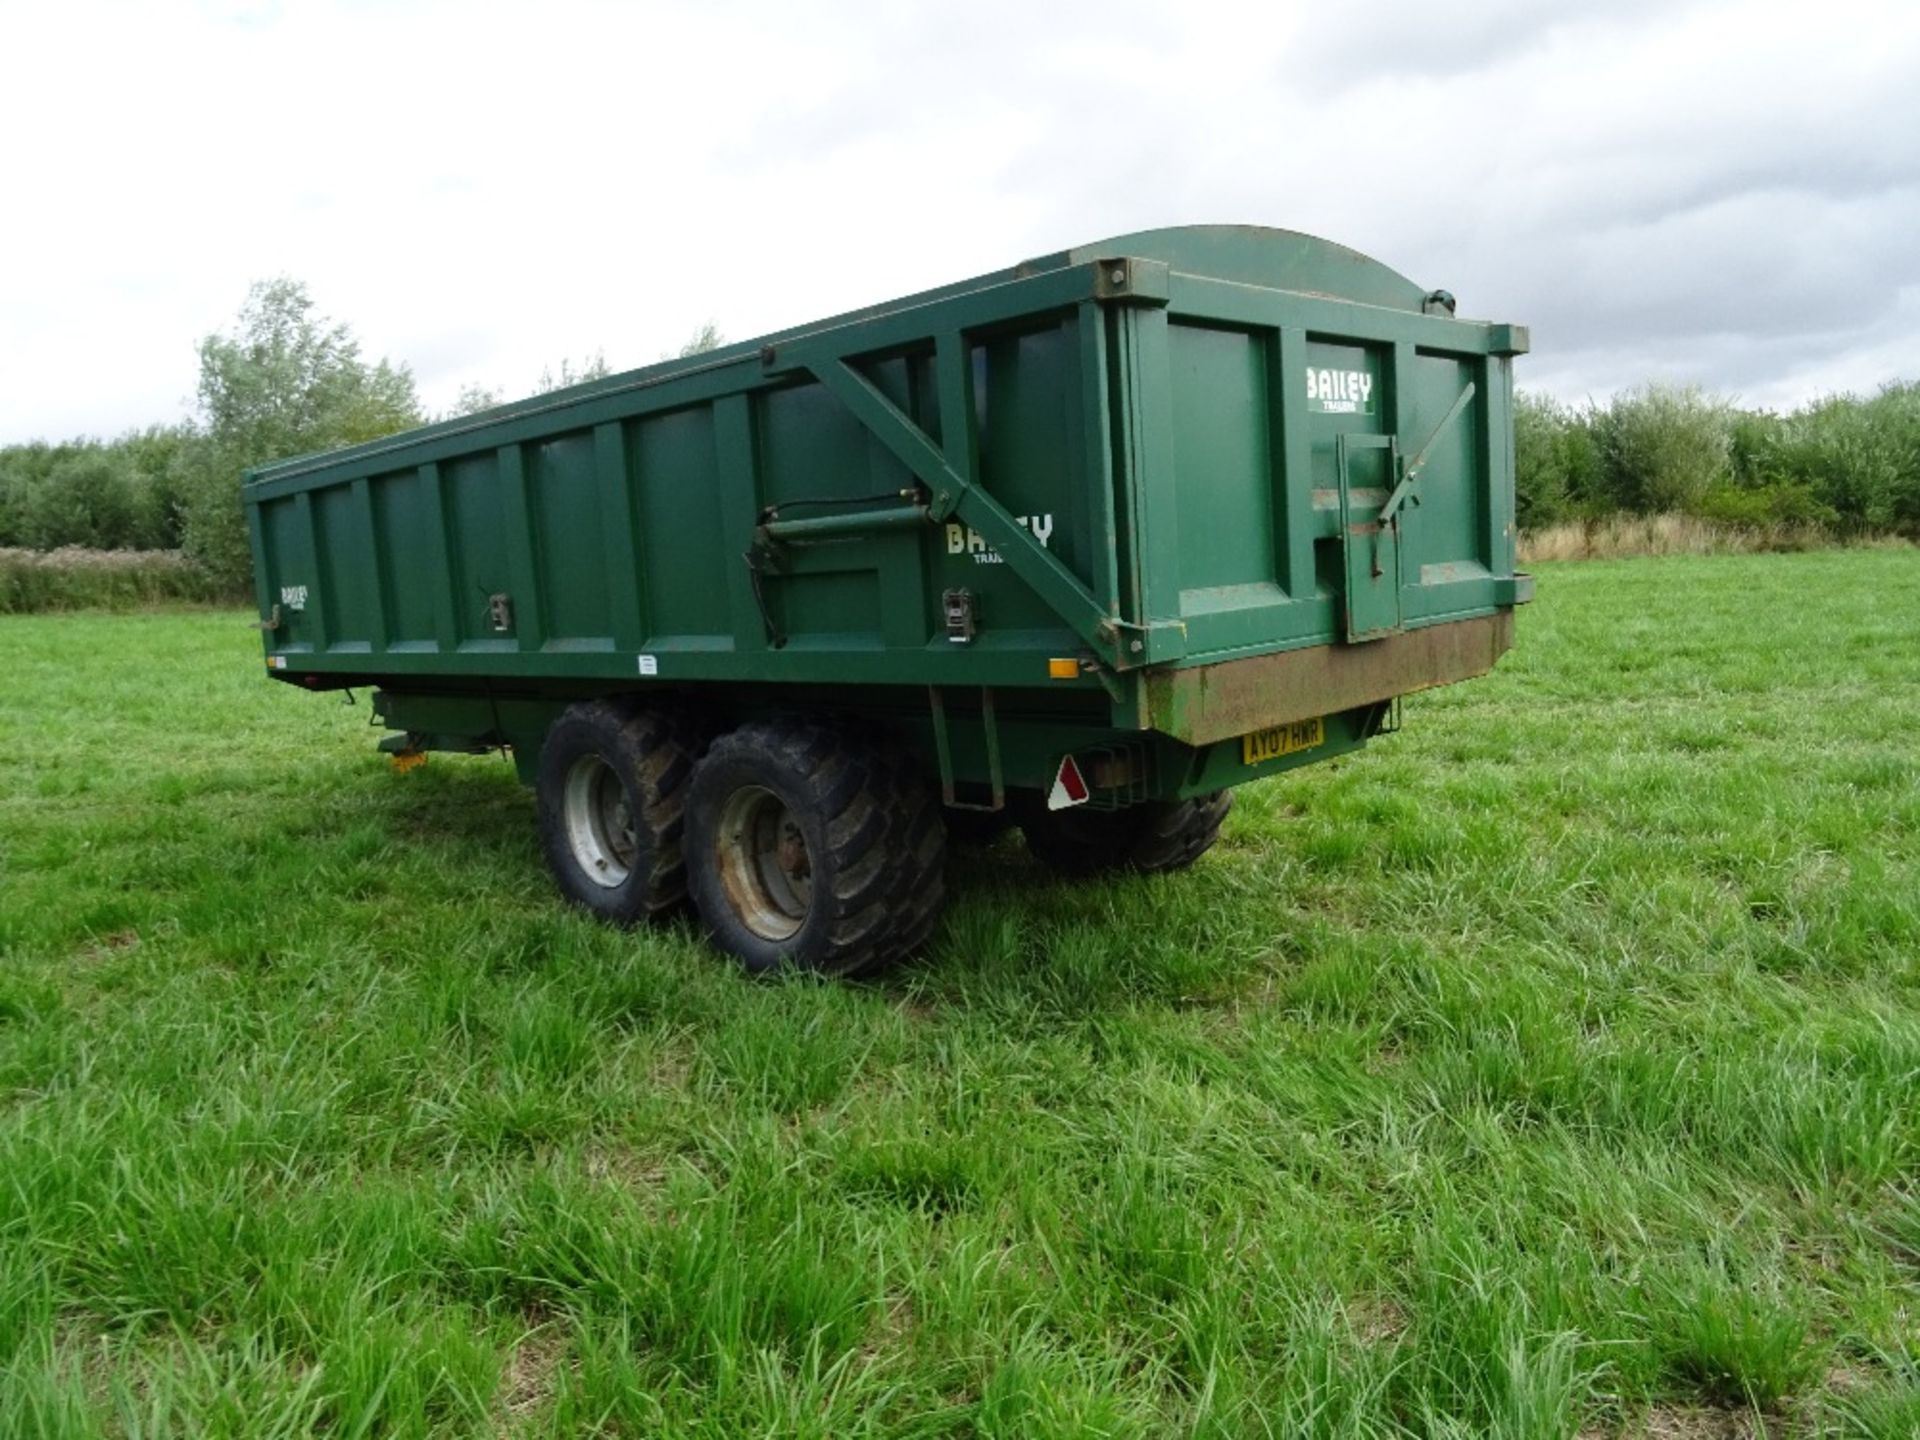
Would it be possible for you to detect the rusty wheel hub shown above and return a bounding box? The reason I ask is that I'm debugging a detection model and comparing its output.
[714,784,812,941]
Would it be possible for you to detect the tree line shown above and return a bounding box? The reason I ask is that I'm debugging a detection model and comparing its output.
[0,281,720,594]
[1,281,419,593]
[1516,381,1920,537]
[3,279,1913,598]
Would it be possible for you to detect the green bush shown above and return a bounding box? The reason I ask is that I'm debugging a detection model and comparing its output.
[1720,383,1920,535]
[120,425,196,550]
[1515,381,1916,541]
[1727,408,1785,490]
[1512,393,1603,527]
[1593,384,1732,513]
[175,441,255,596]
[1693,483,1837,531]
[0,429,195,553]
[1766,399,1901,532]
[19,451,139,550]
[1876,381,1920,530]
[0,444,55,545]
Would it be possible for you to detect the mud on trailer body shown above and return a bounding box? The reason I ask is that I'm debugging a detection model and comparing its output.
[247,225,1532,975]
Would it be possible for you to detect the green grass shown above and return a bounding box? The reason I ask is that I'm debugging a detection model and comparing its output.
[3,551,1918,1437]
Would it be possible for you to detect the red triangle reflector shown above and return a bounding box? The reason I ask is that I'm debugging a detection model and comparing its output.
[1048,754,1091,810]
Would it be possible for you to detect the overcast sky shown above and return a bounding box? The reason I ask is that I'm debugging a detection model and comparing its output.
[2,0,1916,444]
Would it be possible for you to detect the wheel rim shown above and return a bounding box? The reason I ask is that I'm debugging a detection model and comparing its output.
[562,754,637,888]
[713,784,811,941]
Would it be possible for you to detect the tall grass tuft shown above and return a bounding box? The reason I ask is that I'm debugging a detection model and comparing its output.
[0,547,234,612]
[1518,513,1875,563]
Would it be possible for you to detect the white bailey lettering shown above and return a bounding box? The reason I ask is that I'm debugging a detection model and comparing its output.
[944,514,1059,565]
[1305,365,1375,414]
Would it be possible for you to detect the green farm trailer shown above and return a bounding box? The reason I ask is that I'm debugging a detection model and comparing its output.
[246,225,1531,974]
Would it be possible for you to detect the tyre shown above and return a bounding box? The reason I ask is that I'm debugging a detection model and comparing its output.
[536,700,703,924]
[683,720,946,976]
[1019,791,1232,877]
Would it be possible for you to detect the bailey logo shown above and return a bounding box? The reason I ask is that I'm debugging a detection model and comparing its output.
[1306,367,1375,415]
[945,513,1055,565]
[279,584,308,611]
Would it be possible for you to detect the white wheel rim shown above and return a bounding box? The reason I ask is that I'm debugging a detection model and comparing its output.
[563,754,636,888]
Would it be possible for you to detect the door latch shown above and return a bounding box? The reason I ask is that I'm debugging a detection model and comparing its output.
[942,588,976,644]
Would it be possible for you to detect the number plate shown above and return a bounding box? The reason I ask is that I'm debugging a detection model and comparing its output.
[1241,717,1325,766]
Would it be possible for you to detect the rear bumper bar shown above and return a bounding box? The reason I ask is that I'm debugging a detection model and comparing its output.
[1142,611,1516,746]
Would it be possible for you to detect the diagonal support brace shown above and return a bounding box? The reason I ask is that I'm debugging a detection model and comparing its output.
[801,351,1125,666]
[1379,381,1477,528]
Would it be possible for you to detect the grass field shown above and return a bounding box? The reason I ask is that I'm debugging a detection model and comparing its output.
[3,551,1919,1437]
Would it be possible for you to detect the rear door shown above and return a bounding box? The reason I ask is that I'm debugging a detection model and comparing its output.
[1160,317,1500,664]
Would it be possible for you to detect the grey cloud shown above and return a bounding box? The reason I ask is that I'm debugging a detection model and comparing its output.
[1487,185,1920,347]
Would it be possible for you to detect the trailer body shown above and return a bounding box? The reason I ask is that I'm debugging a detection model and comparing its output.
[247,226,1530,969]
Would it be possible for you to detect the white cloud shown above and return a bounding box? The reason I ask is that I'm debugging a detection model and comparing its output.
[1,0,1916,442]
